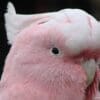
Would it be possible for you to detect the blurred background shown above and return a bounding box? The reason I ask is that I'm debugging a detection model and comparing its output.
[0,0,100,78]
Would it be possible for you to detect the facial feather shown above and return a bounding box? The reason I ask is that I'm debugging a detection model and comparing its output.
[1,2,100,100]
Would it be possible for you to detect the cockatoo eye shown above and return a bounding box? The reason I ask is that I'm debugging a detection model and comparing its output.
[51,47,60,55]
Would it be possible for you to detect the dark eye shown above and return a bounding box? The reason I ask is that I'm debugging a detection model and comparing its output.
[51,47,59,55]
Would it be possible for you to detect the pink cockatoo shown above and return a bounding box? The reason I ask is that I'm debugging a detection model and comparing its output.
[0,2,100,100]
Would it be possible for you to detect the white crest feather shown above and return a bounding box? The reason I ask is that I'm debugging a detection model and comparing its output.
[7,2,16,14]
[5,2,55,44]
[5,2,17,44]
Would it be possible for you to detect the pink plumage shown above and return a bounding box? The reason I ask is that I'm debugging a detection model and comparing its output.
[0,2,100,100]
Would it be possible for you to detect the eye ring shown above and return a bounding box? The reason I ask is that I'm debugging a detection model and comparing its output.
[51,47,59,55]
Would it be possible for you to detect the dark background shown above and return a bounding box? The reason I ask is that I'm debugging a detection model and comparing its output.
[0,0,100,78]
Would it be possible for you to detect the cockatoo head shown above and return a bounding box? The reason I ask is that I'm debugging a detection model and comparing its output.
[1,2,100,100]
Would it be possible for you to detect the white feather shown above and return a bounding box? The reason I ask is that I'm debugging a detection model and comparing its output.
[5,2,100,49]
[5,2,55,44]
[7,2,16,14]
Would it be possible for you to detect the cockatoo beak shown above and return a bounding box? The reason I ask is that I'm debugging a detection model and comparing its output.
[81,59,98,86]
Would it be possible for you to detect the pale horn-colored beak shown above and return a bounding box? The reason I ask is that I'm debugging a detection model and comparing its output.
[81,59,98,86]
